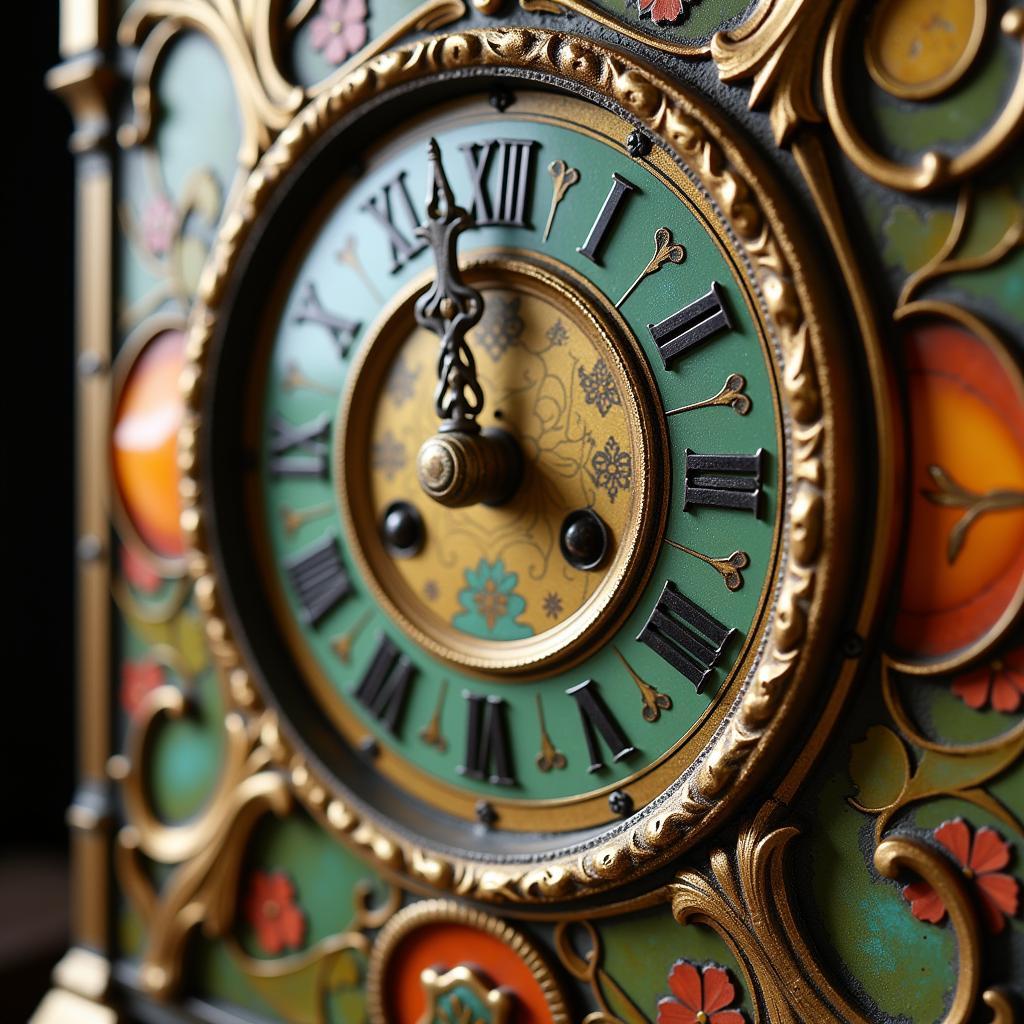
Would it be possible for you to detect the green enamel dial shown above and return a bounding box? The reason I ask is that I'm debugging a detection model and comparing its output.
[251,90,782,832]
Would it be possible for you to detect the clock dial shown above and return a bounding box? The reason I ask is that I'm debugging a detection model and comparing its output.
[249,93,778,830]
[185,33,853,900]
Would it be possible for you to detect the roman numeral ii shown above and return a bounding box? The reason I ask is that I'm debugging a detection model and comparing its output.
[353,635,415,735]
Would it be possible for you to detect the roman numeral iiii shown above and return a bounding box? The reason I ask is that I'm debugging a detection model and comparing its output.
[636,581,735,692]
[284,533,352,627]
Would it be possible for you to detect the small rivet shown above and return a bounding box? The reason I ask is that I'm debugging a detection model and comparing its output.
[475,800,497,826]
[625,130,652,159]
[841,633,864,659]
[609,789,633,817]
[359,736,379,758]
[490,89,514,113]
[77,535,105,562]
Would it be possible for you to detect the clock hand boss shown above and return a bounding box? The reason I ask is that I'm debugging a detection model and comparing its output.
[414,138,523,508]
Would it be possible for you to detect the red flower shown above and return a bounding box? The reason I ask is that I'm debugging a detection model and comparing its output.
[636,0,685,24]
[951,649,1024,713]
[121,543,162,593]
[902,819,1020,933]
[121,660,164,721]
[657,961,747,1024]
[243,870,306,955]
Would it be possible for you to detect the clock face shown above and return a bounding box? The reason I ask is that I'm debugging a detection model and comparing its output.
[187,34,852,901]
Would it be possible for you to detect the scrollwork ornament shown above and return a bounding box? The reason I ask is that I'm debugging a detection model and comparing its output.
[180,28,844,904]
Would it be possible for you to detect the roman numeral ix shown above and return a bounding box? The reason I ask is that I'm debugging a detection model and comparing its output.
[293,282,360,358]
[353,634,415,735]
[459,139,537,228]
[684,448,765,517]
[567,679,636,774]
[458,693,515,787]
[284,533,352,627]
[360,170,427,273]
[637,581,735,693]
[269,413,331,479]
[649,281,732,368]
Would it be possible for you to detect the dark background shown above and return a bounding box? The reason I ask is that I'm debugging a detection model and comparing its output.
[6,3,75,1018]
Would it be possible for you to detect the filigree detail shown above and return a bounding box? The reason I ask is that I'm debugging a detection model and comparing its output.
[113,688,291,998]
[670,802,1008,1024]
[182,28,835,903]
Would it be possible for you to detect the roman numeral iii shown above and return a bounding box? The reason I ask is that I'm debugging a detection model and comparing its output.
[636,581,735,692]
[284,533,353,627]
[459,139,537,228]
[566,679,636,773]
[360,170,426,273]
[684,448,765,517]
[269,413,331,479]
[353,635,415,735]
[458,693,515,787]
[649,281,731,368]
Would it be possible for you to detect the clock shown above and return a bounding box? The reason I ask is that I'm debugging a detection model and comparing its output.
[181,28,856,903]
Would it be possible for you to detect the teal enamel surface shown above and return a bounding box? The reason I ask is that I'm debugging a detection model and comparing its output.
[256,98,780,810]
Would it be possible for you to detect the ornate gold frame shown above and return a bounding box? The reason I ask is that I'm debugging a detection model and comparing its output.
[180,26,854,903]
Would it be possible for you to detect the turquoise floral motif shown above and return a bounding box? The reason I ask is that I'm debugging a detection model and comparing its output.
[454,559,533,640]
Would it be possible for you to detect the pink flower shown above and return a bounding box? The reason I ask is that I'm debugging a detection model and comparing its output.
[902,819,1020,934]
[951,649,1024,713]
[121,660,164,721]
[658,961,747,1024]
[141,195,177,257]
[635,0,685,26]
[309,0,367,65]
[121,543,162,593]
[243,870,307,955]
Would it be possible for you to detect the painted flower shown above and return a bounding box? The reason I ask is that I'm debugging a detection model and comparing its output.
[243,870,307,955]
[543,592,563,619]
[309,0,368,65]
[121,660,164,721]
[579,358,622,417]
[121,543,162,593]
[385,356,419,408]
[951,649,1024,713]
[657,961,747,1024]
[591,436,633,502]
[545,319,569,347]
[635,0,690,27]
[454,559,533,641]
[140,195,177,257]
[902,819,1020,934]
[372,430,406,480]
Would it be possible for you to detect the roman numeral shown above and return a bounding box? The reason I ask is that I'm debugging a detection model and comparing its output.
[293,282,360,358]
[649,281,732,368]
[577,173,638,265]
[457,693,515,787]
[284,533,352,627]
[636,581,735,693]
[566,680,636,774]
[269,413,331,479]
[459,139,537,228]
[353,635,415,735]
[360,170,426,273]
[684,449,765,516]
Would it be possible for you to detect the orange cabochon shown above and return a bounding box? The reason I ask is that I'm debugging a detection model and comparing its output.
[386,924,556,1023]
[112,329,188,560]
[894,320,1024,659]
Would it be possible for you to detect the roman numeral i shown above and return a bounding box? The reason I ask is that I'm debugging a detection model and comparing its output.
[636,581,735,693]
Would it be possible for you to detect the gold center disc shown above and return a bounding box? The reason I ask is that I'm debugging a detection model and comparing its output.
[337,251,665,678]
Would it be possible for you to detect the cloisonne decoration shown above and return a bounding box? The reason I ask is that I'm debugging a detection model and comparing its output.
[41,1,1022,1023]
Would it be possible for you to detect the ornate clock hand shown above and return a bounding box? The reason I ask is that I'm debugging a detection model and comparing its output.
[414,138,522,508]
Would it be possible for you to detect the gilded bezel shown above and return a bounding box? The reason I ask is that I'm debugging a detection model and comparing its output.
[181,27,854,903]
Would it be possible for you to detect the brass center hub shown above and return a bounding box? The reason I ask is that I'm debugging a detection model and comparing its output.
[337,251,666,678]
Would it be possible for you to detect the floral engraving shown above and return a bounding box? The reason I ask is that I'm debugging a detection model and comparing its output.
[473,297,524,362]
[591,437,632,502]
[372,430,406,480]
[578,357,621,417]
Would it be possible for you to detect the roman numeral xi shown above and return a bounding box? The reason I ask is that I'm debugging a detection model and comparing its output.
[637,581,735,693]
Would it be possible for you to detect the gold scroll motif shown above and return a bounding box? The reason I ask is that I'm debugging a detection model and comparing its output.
[180,26,836,903]
[670,802,1017,1024]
